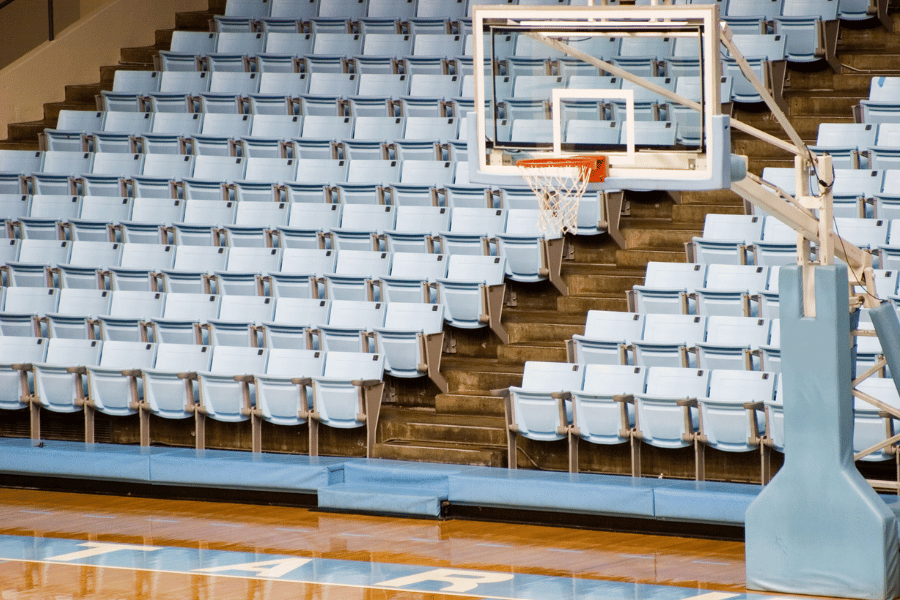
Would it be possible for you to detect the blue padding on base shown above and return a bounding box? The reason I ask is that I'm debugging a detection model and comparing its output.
[449,468,658,517]
[319,482,444,516]
[149,449,345,492]
[341,459,479,496]
[653,480,762,525]
[0,439,153,483]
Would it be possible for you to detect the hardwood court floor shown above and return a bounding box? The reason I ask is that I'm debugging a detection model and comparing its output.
[0,487,750,599]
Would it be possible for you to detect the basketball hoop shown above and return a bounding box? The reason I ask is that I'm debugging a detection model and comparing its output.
[517,155,607,235]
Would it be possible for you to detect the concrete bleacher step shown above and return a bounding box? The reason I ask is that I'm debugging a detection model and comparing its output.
[175,11,218,31]
[557,294,628,314]
[434,393,505,417]
[673,202,745,224]
[440,358,523,393]
[505,312,586,344]
[120,45,161,65]
[621,221,702,250]
[379,408,505,446]
[787,70,873,93]
[372,441,506,468]
[567,239,619,265]
[840,53,900,71]
[615,247,687,268]
[789,93,863,116]
[564,265,645,295]
[498,341,567,363]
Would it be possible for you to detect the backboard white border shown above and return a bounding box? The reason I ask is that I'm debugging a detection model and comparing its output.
[471,4,726,190]
[551,87,634,163]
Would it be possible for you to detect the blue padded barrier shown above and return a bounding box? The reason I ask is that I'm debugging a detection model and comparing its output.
[652,480,762,525]
[448,468,658,517]
[0,439,153,483]
[148,449,344,492]
[318,483,445,517]
[320,459,481,517]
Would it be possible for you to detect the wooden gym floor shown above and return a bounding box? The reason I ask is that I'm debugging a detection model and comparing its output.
[0,487,801,600]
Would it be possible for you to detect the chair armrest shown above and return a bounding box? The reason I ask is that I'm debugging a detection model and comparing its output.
[676,397,698,407]
[10,363,33,372]
[743,401,764,410]
[351,378,383,388]
[177,371,198,380]
[490,388,510,398]
[233,374,255,383]
[612,393,634,404]
[291,377,312,386]
[66,366,87,374]
[120,369,143,377]
[550,391,572,400]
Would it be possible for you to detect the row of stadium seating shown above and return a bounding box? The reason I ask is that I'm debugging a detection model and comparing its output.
[687,214,900,266]
[217,0,879,26]
[500,359,899,478]
[1,339,389,456]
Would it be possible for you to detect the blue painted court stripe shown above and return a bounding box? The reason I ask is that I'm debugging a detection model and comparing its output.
[0,534,776,600]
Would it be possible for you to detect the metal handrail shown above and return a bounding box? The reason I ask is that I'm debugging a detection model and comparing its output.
[0,0,56,41]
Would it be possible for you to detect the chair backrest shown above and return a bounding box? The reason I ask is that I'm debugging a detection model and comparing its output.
[641,314,705,344]
[119,243,175,270]
[643,262,706,289]
[280,248,336,275]
[152,343,213,371]
[833,217,888,248]
[218,295,275,323]
[705,369,777,403]
[703,316,770,347]
[334,250,392,277]
[582,310,644,341]
[393,206,449,234]
[0,336,48,364]
[56,288,112,317]
[644,367,710,398]
[581,364,647,396]
[449,207,507,235]
[172,246,229,272]
[271,297,330,326]
[381,302,444,333]
[389,252,448,279]
[226,247,282,273]
[98,341,157,369]
[108,291,165,319]
[520,361,584,391]
[68,241,123,269]
[322,350,385,379]
[339,204,396,233]
[163,292,222,321]
[44,338,102,366]
[832,169,883,198]
[445,255,505,285]
[294,158,349,184]
[263,348,325,377]
[703,264,768,291]
[327,300,386,329]
[701,214,764,243]
[208,346,268,374]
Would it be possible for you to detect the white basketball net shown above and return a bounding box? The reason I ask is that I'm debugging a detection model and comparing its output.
[518,164,591,235]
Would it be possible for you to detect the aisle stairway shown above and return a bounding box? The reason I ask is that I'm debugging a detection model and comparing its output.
[2,1,899,484]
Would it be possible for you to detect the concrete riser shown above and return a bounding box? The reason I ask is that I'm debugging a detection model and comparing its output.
[497,343,567,363]
[380,420,507,447]
[435,394,506,417]
[373,443,505,467]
